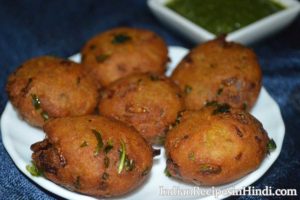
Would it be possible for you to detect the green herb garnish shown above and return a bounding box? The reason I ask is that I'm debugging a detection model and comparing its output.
[118,140,126,174]
[112,34,132,44]
[205,101,218,107]
[267,139,276,153]
[104,156,110,168]
[142,167,150,176]
[164,167,172,177]
[156,135,166,145]
[125,158,135,171]
[104,139,113,154]
[92,129,104,156]
[199,164,221,175]
[188,152,195,161]
[149,74,160,81]
[242,102,248,111]
[80,141,88,147]
[96,54,110,63]
[184,85,192,94]
[31,94,41,110]
[26,163,42,177]
[74,176,80,189]
[31,94,49,120]
[102,172,109,180]
[170,111,184,129]
[212,103,231,115]
[40,111,49,121]
[217,88,223,96]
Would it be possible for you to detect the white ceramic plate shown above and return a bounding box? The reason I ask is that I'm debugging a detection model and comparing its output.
[148,0,300,44]
[1,46,285,200]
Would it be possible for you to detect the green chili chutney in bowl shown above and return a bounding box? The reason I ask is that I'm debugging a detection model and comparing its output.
[148,0,300,44]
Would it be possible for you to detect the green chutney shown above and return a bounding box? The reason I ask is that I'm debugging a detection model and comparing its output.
[166,0,285,35]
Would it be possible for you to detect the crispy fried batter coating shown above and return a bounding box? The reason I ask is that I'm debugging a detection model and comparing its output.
[81,27,168,86]
[6,56,99,127]
[98,73,185,144]
[171,37,262,111]
[165,104,270,186]
[31,115,153,197]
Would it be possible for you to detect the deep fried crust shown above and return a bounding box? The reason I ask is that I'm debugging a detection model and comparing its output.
[31,115,153,197]
[171,37,262,111]
[165,105,270,186]
[6,56,99,127]
[81,27,168,87]
[98,73,185,144]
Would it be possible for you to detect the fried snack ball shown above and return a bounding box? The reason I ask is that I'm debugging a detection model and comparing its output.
[171,37,262,111]
[81,27,168,87]
[165,103,271,186]
[98,73,185,144]
[6,56,98,127]
[31,115,153,197]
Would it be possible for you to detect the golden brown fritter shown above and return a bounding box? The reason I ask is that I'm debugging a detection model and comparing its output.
[171,37,262,111]
[81,27,168,87]
[98,73,185,145]
[31,115,154,197]
[6,56,98,127]
[165,103,271,186]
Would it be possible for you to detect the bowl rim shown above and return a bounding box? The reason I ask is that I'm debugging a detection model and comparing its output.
[148,0,300,41]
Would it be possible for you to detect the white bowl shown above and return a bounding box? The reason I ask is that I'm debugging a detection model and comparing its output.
[148,0,300,44]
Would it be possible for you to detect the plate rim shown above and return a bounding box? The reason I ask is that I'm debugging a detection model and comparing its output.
[1,46,285,200]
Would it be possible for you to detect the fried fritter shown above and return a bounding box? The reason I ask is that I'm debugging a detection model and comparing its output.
[165,104,271,186]
[98,73,185,144]
[31,115,153,197]
[6,56,98,127]
[171,37,262,111]
[81,27,168,87]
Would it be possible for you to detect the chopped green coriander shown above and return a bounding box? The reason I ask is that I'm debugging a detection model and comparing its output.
[26,163,42,177]
[242,102,248,111]
[104,139,113,154]
[102,172,109,180]
[267,139,276,153]
[156,135,166,145]
[205,101,218,107]
[125,158,135,171]
[199,164,221,175]
[184,85,192,94]
[74,176,81,189]
[149,74,160,81]
[96,54,110,63]
[212,103,231,115]
[80,141,88,148]
[118,140,126,174]
[104,156,110,168]
[217,88,223,96]
[164,167,172,177]
[92,129,104,156]
[112,34,131,44]
[142,167,150,176]
[188,152,195,161]
[31,94,41,110]
[40,111,49,121]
